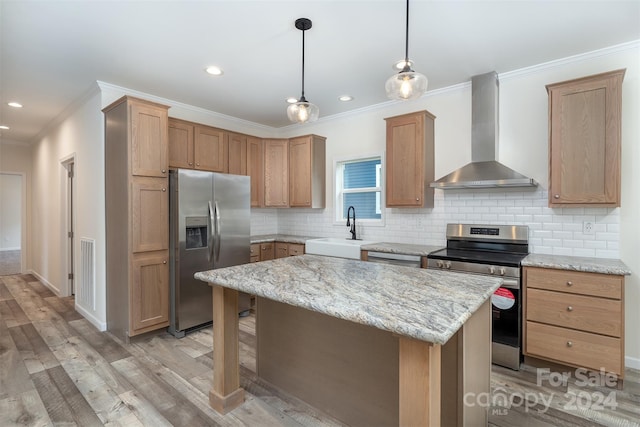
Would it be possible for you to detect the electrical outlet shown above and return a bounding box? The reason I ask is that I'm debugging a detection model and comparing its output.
[583,221,595,235]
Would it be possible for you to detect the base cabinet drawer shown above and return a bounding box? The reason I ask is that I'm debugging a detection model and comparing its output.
[288,243,304,256]
[526,288,622,337]
[526,322,622,375]
[525,267,622,299]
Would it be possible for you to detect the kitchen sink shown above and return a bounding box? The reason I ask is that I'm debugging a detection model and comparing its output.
[305,237,379,260]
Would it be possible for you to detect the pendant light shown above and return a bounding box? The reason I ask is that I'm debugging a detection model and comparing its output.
[385,0,428,100]
[287,18,319,124]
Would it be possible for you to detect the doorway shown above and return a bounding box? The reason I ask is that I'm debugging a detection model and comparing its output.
[61,157,75,296]
[0,173,23,275]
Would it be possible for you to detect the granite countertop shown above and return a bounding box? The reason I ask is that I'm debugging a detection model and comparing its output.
[250,234,320,244]
[195,254,502,345]
[522,254,631,276]
[360,242,444,257]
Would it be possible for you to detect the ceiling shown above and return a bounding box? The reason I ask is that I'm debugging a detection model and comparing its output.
[1,1,639,144]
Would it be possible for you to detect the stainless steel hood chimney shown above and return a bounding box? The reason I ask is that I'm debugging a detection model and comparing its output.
[430,71,537,189]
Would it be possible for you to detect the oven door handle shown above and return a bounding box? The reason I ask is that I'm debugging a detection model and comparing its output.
[499,278,519,290]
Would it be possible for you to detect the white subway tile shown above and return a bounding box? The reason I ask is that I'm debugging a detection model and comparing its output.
[572,248,596,257]
[553,247,573,256]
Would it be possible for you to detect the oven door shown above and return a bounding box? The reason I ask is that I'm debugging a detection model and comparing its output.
[491,278,521,370]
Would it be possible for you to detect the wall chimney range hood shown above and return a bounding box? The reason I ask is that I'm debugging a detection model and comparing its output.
[430,72,537,189]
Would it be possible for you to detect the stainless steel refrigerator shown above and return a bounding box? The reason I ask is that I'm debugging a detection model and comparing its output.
[169,169,251,338]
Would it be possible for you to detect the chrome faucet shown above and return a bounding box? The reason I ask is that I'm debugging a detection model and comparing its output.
[346,205,357,240]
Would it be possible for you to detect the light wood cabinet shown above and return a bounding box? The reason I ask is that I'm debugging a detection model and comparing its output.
[546,69,625,207]
[247,137,264,207]
[131,253,169,332]
[264,139,289,207]
[258,242,275,261]
[104,96,170,340]
[385,111,435,208]
[289,135,326,208]
[275,242,305,258]
[228,132,247,175]
[250,243,261,263]
[169,118,229,173]
[168,119,194,168]
[194,125,228,173]
[523,267,624,378]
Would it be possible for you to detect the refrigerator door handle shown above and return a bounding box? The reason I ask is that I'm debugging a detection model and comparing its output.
[214,200,221,262]
[207,201,214,263]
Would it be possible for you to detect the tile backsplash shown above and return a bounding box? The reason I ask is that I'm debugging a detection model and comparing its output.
[252,188,620,258]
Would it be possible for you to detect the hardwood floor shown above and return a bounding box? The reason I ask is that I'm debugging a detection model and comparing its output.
[1,273,639,426]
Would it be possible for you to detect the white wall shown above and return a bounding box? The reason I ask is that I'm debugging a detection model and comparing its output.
[0,142,32,270]
[275,43,640,367]
[30,87,106,330]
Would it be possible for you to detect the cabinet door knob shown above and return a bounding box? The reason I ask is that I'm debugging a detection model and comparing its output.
[567,306,573,312]
[566,281,573,286]
[567,341,573,347]
[189,162,193,166]
[554,194,560,199]
[163,260,167,264]
[162,188,166,192]
[161,169,166,173]
[196,163,200,166]
[416,198,420,201]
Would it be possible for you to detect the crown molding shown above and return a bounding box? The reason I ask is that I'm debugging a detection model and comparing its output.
[96,81,274,134]
[499,40,640,81]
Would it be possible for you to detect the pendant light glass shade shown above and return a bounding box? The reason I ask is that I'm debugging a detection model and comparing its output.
[386,0,427,100]
[287,98,320,123]
[385,68,428,100]
[288,18,319,124]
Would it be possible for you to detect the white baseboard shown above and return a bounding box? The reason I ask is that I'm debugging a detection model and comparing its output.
[0,246,21,251]
[28,270,61,295]
[626,356,640,371]
[75,303,107,332]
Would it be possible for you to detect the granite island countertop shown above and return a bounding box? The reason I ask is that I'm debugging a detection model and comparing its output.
[195,254,502,345]
[522,253,631,276]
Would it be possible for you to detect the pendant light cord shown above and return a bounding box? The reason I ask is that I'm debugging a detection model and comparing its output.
[301,27,306,100]
[404,0,410,63]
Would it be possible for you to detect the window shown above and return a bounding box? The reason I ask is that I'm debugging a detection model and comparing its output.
[335,156,383,223]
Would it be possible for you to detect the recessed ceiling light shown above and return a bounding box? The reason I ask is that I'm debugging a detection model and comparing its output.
[205,66,224,76]
[393,59,413,70]
[338,95,353,102]
[286,97,298,104]
[8,102,23,108]
[0,125,9,130]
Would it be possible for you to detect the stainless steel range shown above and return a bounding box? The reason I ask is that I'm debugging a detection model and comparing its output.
[427,224,529,370]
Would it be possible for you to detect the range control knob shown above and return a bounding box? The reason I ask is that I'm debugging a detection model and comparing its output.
[499,268,506,276]
[489,266,496,275]
[436,260,443,268]
[444,261,452,269]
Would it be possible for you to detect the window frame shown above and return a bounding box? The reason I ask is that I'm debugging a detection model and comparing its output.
[333,153,385,227]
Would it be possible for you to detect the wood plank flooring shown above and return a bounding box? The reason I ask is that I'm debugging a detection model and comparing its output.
[1,273,639,426]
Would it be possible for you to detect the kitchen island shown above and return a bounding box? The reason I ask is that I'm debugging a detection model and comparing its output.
[195,255,502,426]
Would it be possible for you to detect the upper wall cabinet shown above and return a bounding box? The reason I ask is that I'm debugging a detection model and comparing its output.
[247,136,264,207]
[546,69,625,207]
[264,139,289,207]
[385,111,435,208]
[168,118,228,173]
[228,132,248,175]
[289,135,326,208]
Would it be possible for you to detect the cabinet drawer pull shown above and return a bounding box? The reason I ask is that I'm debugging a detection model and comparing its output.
[554,194,560,199]
[189,162,193,166]
[566,281,573,286]
[567,306,573,312]
[566,341,573,347]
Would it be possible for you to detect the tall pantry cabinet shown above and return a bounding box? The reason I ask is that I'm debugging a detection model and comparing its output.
[104,96,170,341]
